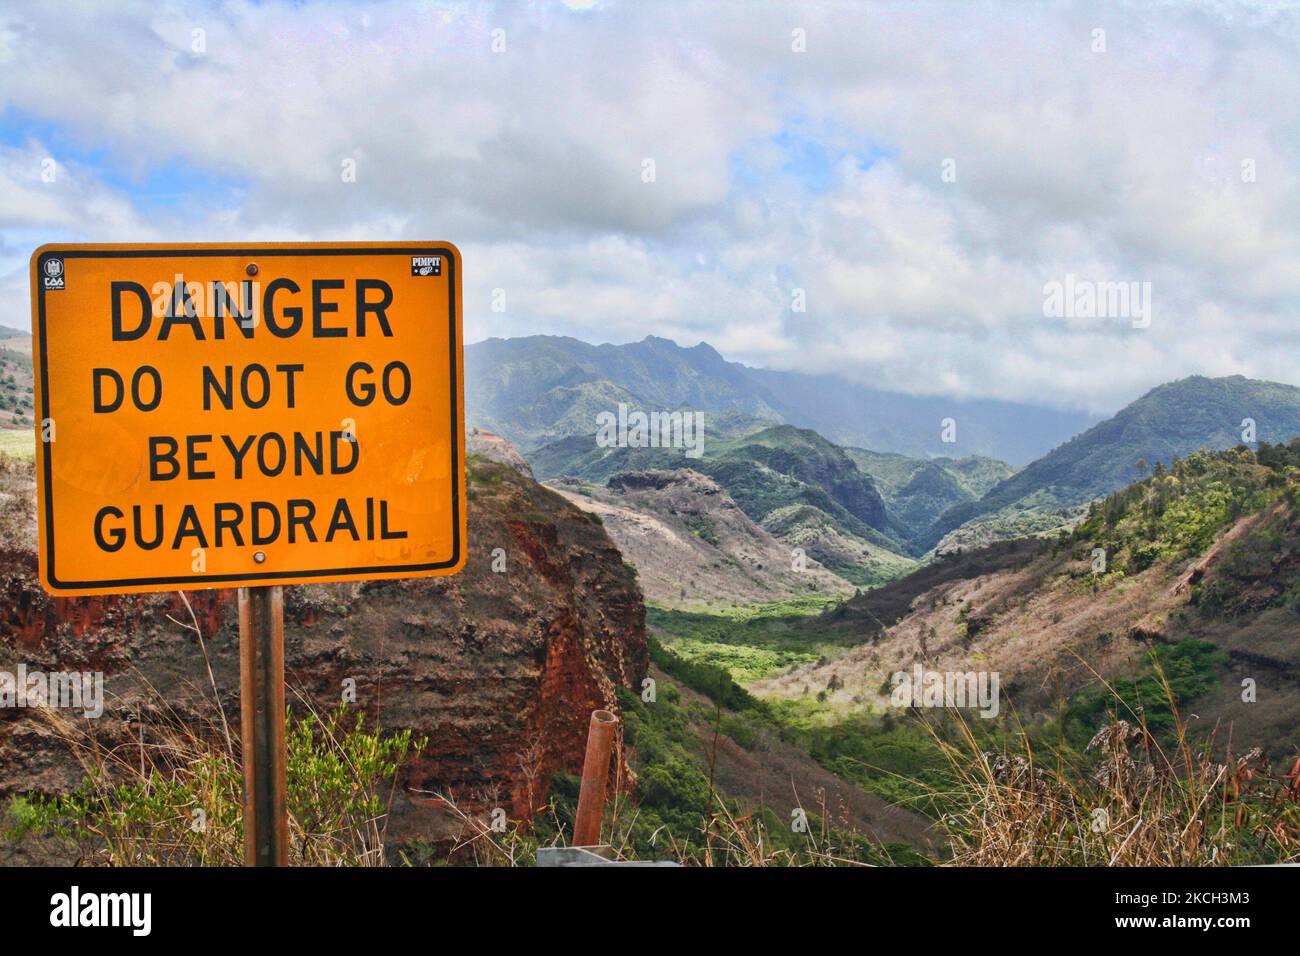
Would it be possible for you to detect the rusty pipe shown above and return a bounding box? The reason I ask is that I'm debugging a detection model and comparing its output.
[572,709,619,847]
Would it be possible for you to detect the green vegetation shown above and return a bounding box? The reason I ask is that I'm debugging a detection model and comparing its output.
[639,634,1297,866]
[707,426,896,548]
[925,374,1300,550]
[431,654,916,866]
[529,416,940,600]
[0,429,34,460]
[611,678,918,865]
[760,503,918,586]
[844,447,1015,545]
[540,432,1300,866]
[932,502,1089,554]
[682,513,718,545]
[1197,514,1300,618]
[614,683,724,847]
[1063,639,1228,743]
[647,622,956,822]
[778,708,954,815]
[9,705,422,866]
[648,598,851,682]
[648,633,768,712]
[638,434,1297,844]
[465,334,780,453]
[533,423,916,565]
[1072,442,1299,575]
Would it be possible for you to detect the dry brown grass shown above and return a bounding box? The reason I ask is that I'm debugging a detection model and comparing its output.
[0,454,36,550]
[928,665,1300,866]
[754,544,1188,715]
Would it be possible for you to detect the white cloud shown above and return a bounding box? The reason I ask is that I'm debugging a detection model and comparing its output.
[0,0,1296,413]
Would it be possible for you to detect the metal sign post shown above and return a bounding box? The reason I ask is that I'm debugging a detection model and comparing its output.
[238,585,289,867]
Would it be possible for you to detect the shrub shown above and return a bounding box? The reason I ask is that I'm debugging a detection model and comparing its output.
[9,702,422,866]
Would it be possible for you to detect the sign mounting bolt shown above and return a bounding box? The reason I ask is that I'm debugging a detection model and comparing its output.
[246,263,259,276]
[254,551,267,564]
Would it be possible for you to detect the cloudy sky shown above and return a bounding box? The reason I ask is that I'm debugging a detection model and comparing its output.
[1,0,1296,413]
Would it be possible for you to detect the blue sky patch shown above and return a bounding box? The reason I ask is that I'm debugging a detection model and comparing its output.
[731,120,894,195]
[0,108,246,213]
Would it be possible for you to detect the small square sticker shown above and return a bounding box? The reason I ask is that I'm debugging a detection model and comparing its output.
[411,255,441,277]
[43,257,65,290]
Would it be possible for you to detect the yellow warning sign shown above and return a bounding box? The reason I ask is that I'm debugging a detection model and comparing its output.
[30,242,466,595]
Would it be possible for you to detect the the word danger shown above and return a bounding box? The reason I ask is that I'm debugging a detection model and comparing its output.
[110,276,396,340]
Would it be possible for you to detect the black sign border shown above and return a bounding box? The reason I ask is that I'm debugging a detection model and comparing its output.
[35,245,462,590]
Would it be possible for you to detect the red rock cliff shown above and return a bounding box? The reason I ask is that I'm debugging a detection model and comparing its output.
[0,455,648,840]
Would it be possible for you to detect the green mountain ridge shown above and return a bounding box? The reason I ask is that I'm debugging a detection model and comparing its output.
[467,334,1095,464]
[843,448,1016,537]
[467,335,784,450]
[532,421,1019,562]
[531,423,922,584]
[921,375,1300,551]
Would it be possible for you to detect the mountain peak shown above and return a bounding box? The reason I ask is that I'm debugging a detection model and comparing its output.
[922,371,1300,550]
[637,334,721,358]
[466,333,1097,462]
